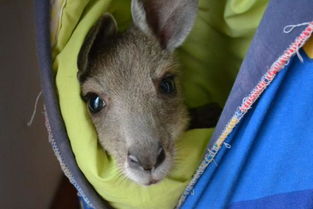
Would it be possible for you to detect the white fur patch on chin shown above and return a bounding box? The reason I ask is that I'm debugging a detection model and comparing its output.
[123,155,173,186]
[123,162,151,185]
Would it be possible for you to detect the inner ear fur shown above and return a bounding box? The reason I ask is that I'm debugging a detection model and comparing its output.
[77,14,117,83]
[131,0,198,51]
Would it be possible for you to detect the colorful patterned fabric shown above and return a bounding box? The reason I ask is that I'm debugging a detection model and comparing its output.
[181,48,313,209]
[179,0,313,208]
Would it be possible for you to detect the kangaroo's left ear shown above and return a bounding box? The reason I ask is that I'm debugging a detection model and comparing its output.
[131,0,198,51]
[77,14,117,83]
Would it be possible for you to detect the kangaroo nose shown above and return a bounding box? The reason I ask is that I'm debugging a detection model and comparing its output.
[127,145,166,171]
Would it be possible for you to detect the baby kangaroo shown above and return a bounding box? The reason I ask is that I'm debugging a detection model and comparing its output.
[78,0,198,185]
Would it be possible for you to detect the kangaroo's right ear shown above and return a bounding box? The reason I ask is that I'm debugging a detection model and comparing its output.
[77,14,117,83]
[131,0,198,52]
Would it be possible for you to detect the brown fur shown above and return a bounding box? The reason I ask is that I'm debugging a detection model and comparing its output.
[78,0,198,185]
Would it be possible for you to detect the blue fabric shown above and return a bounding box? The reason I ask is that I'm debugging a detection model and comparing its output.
[210,0,313,148]
[181,50,313,209]
[79,195,95,209]
[229,189,313,209]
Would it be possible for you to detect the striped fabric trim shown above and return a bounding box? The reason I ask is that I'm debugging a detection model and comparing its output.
[43,106,95,209]
[177,22,313,208]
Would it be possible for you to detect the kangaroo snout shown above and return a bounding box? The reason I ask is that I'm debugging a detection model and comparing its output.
[127,143,166,171]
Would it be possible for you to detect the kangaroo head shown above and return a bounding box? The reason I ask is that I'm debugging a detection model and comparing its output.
[78,0,198,185]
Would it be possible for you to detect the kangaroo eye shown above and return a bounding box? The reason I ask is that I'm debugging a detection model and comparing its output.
[85,93,106,113]
[159,76,176,95]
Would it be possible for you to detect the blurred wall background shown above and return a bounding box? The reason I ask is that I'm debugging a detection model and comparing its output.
[0,0,62,208]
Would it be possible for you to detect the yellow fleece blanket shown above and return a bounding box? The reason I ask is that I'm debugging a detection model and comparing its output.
[52,0,268,208]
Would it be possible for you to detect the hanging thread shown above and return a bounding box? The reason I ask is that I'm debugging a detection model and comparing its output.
[296,50,304,63]
[223,142,232,149]
[283,21,313,63]
[212,159,218,167]
[191,190,195,196]
[27,90,42,127]
[283,22,311,33]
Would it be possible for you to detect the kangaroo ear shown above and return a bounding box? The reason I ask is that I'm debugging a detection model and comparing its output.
[131,0,198,51]
[77,14,117,83]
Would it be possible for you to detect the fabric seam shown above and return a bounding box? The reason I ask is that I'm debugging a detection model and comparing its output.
[43,106,95,209]
[176,22,313,208]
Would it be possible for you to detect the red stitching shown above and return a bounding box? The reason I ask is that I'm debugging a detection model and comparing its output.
[239,23,313,113]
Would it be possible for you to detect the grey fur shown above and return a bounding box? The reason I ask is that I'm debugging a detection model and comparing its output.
[131,0,198,51]
[78,0,198,185]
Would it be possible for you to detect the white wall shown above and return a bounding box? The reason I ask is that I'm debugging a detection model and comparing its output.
[0,0,62,208]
